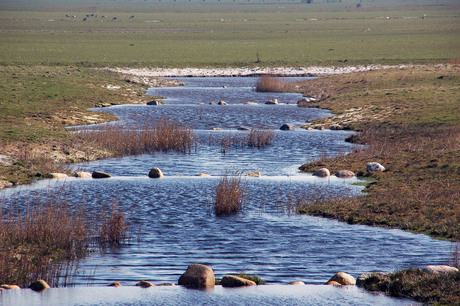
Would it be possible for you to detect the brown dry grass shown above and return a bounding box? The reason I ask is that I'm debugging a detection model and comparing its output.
[80,118,197,156]
[0,194,129,287]
[255,75,290,92]
[214,172,245,216]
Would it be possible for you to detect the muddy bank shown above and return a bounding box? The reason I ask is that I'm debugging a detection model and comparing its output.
[106,65,407,78]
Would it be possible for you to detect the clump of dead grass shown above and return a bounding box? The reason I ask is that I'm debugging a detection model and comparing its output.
[255,75,290,92]
[80,118,196,156]
[214,172,246,216]
[0,193,129,287]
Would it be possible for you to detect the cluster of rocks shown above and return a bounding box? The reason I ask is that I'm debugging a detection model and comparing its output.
[1,280,50,292]
[312,162,385,179]
[3,265,456,292]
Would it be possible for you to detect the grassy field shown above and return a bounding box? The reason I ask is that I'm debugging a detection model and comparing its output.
[0,1,459,67]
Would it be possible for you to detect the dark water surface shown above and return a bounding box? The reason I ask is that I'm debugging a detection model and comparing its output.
[0,77,451,304]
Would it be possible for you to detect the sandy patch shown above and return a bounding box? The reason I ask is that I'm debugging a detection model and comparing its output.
[106,65,408,78]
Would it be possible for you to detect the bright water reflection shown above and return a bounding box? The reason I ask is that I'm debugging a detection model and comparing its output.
[1,77,452,289]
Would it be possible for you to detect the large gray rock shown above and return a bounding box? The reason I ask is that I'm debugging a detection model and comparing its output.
[148,167,164,178]
[220,275,256,287]
[313,168,330,178]
[327,272,356,285]
[366,162,385,172]
[29,280,50,291]
[280,123,295,131]
[178,264,215,289]
[423,265,459,274]
[335,170,355,178]
[92,171,112,179]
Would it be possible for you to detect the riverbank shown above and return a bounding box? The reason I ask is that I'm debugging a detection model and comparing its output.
[293,64,459,241]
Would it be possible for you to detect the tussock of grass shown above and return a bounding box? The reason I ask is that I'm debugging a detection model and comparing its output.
[80,118,197,156]
[359,268,460,305]
[238,273,266,285]
[214,172,245,216]
[209,126,275,154]
[255,75,289,92]
[0,195,129,287]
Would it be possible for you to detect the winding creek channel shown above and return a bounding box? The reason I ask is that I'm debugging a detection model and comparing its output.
[1,77,452,304]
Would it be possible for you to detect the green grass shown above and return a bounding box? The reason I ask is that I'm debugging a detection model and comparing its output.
[0,4,459,67]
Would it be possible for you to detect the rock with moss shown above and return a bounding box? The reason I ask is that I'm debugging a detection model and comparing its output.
[221,275,256,287]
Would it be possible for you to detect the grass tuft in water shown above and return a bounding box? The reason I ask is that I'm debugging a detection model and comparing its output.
[214,172,245,216]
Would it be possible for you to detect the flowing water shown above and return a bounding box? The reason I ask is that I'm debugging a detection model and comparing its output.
[0,77,452,303]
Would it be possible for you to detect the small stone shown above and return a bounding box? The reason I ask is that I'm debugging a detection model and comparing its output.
[244,102,258,105]
[29,280,50,291]
[220,275,256,287]
[238,126,251,131]
[92,171,112,179]
[1,284,20,290]
[148,167,164,178]
[197,173,211,177]
[366,162,385,172]
[288,281,305,285]
[135,280,154,288]
[0,180,13,189]
[108,282,122,287]
[330,125,342,130]
[325,281,342,286]
[265,99,278,105]
[335,170,355,178]
[246,171,261,177]
[146,100,165,105]
[313,168,330,178]
[209,102,217,105]
[218,101,228,105]
[75,171,92,178]
[212,128,222,131]
[327,272,356,285]
[280,123,295,131]
[49,173,68,179]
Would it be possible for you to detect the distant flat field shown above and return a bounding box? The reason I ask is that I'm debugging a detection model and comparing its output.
[0,2,459,67]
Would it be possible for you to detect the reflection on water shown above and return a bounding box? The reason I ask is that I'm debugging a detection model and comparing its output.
[0,77,452,291]
[0,285,419,306]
